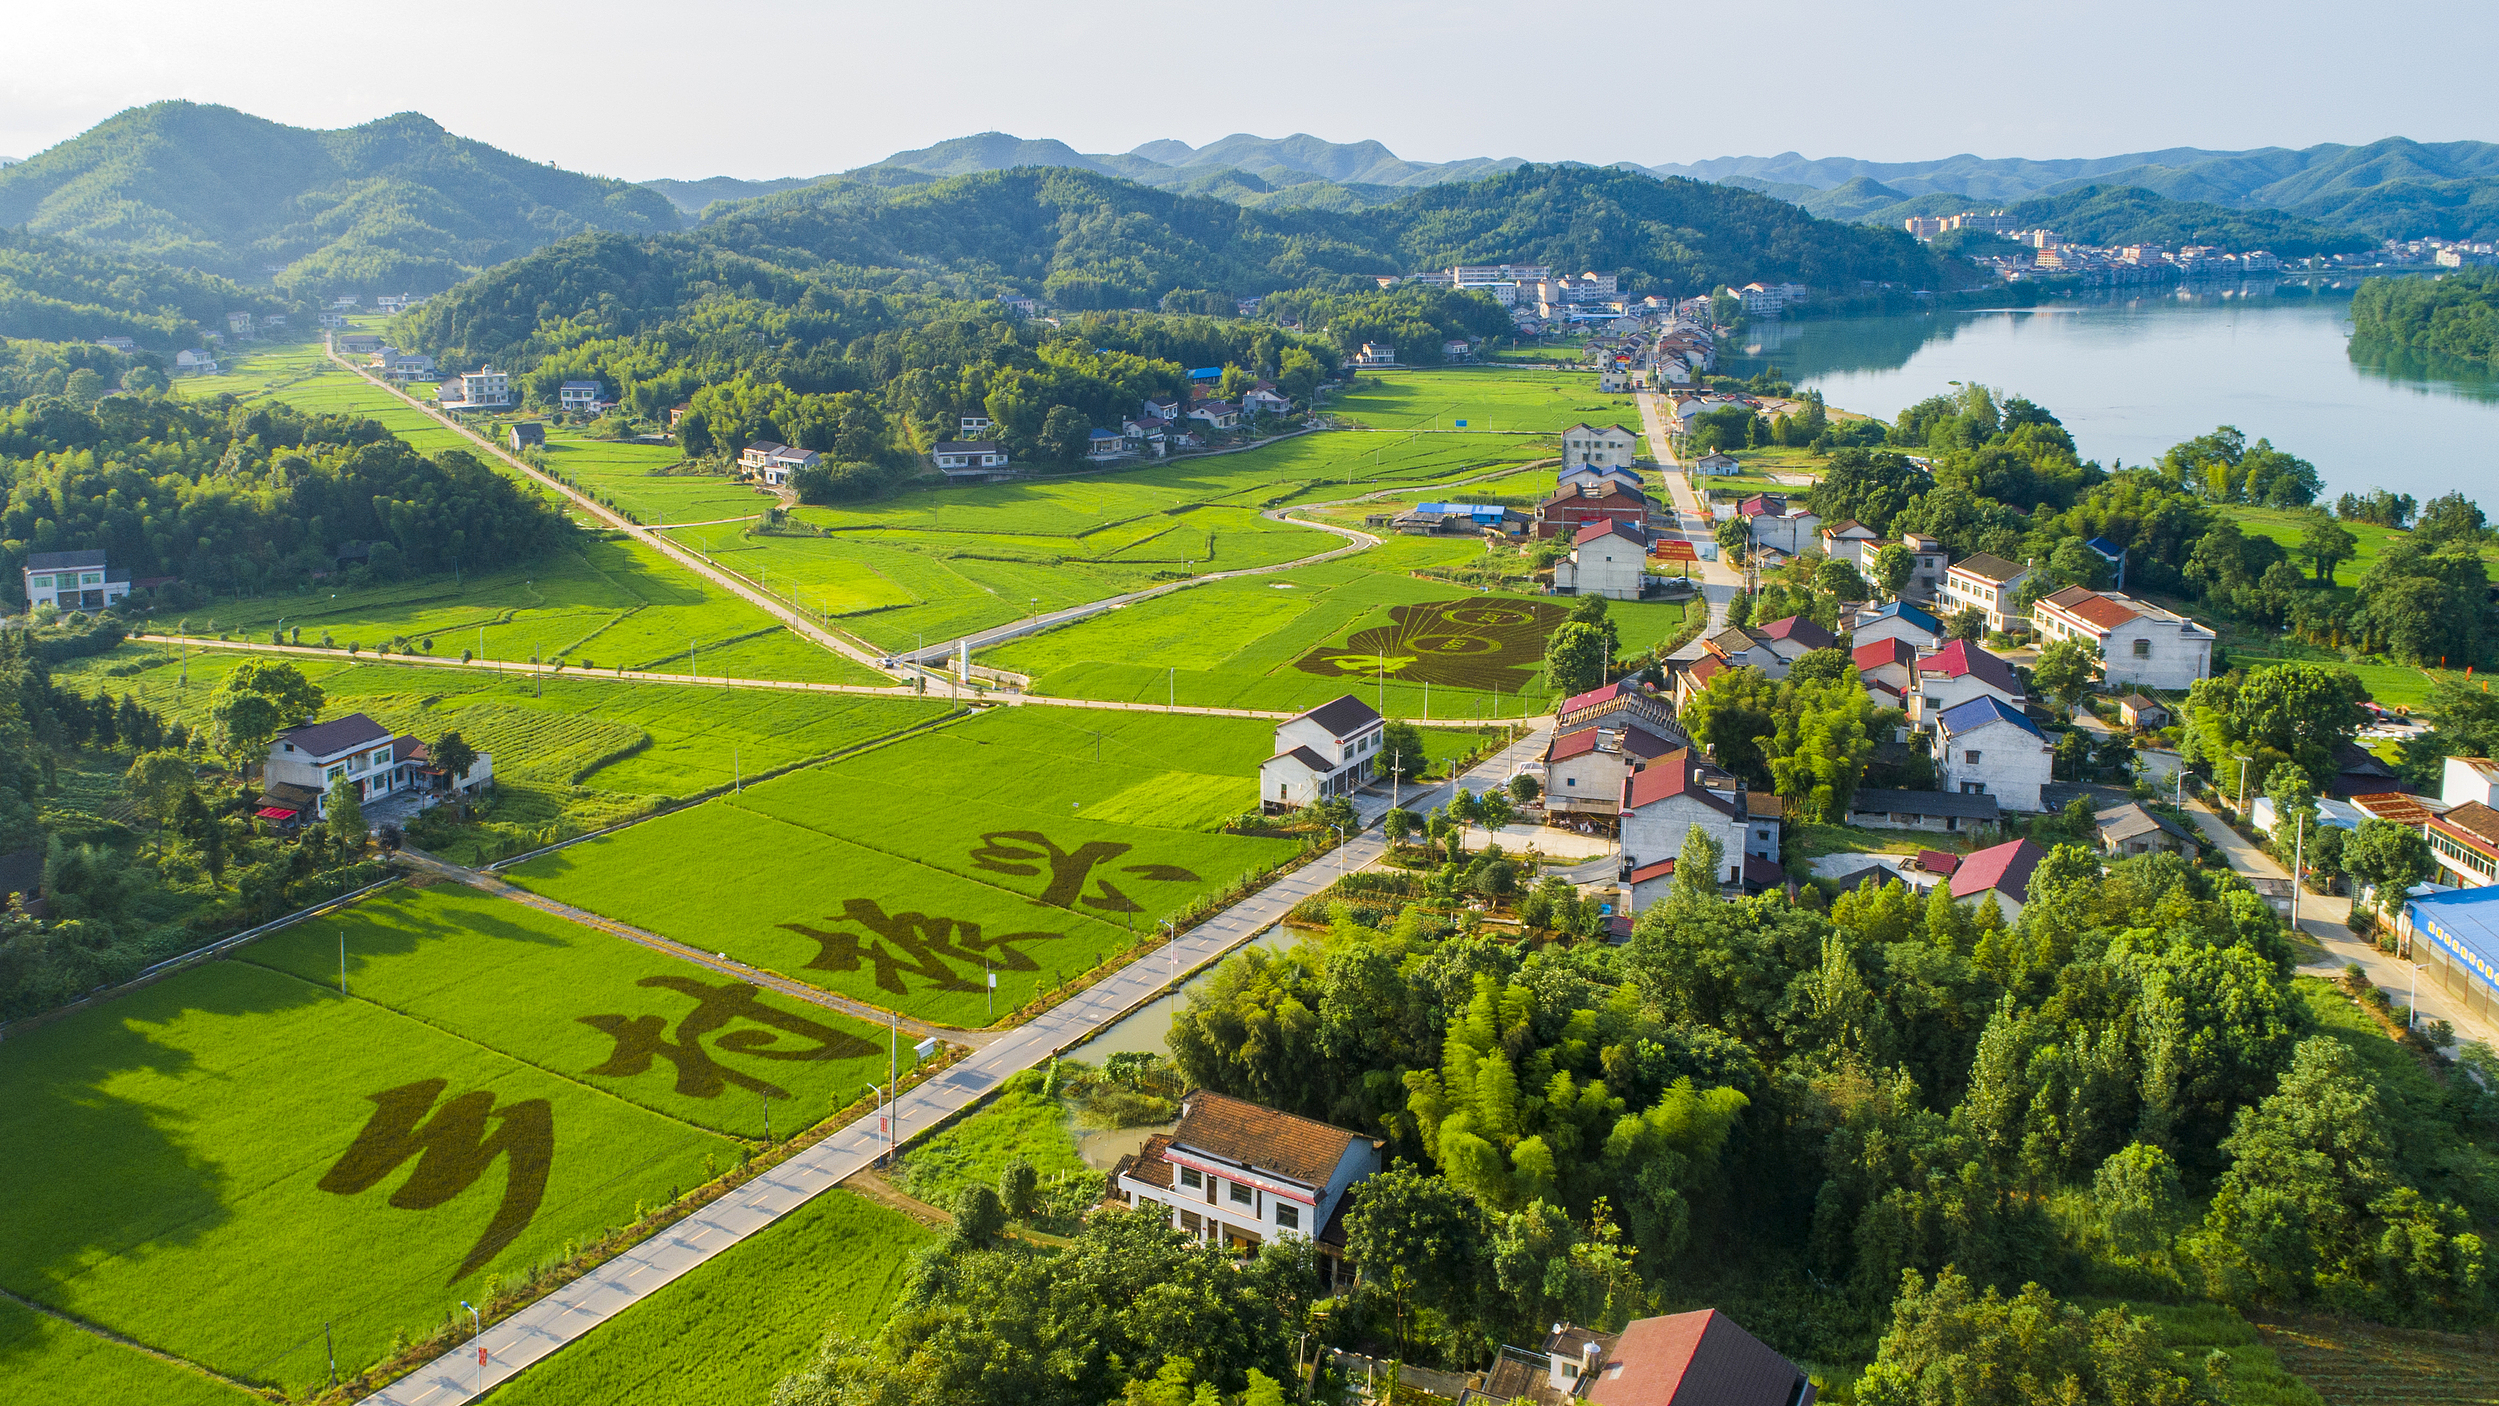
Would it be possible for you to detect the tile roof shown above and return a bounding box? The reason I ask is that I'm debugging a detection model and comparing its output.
[1575,517,1647,546]
[1854,638,1918,672]
[1918,639,2023,697]
[2095,802,2195,845]
[1950,552,2026,583]
[1627,857,1676,884]
[1820,519,1867,536]
[932,440,1004,454]
[1680,654,1728,689]
[1589,1310,1809,1406]
[1548,728,1603,763]
[1936,694,2048,742]
[1125,1134,1176,1190]
[1302,695,1383,736]
[2349,791,2444,825]
[25,550,107,570]
[1560,681,1628,715]
[1953,838,2045,902]
[1755,616,1837,649]
[1862,601,1944,635]
[276,712,394,758]
[1747,790,1785,819]
[2040,584,2142,631]
[1850,788,2003,821]
[2436,800,2499,852]
[1170,1090,1363,1188]
[1916,848,1961,874]
[1622,751,1738,817]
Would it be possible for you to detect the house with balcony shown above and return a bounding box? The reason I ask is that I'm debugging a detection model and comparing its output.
[1535,482,1653,540]
[1932,696,2053,812]
[1112,1090,1381,1284]
[1543,718,1682,821]
[1941,553,2030,634]
[257,713,490,827]
[1852,600,1944,651]
[1257,695,1385,813]
[2029,585,2214,691]
[931,441,1014,483]
[558,381,604,414]
[1619,749,1779,903]
[23,551,131,612]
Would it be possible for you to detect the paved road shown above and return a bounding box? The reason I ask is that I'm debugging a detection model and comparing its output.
[370,727,1550,1403]
[1634,390,1740,659]
[2182,796,2499,1048]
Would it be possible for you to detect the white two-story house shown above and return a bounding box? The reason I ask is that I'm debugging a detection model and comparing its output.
[1559,423,1640,470]
[1552,518,1649,600]
[1115,1091,1382,1286]
[259,713,492,827]
[1932,696,2053,812]
[1909,639,2027,728]
[1257,695,1385,812]
[1941,553,2031,635]
[23,550,131,612]
[2029,585,2215,691]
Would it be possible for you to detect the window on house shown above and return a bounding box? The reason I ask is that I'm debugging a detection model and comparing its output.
[1179,1166,1201,1189]
[325,764,345,783]
[2133,638,2152,658]
[1961,782,1987,795]
[1228,1181,1254,1206]
[1276,1203,1300,1230]
[1964,750,1982,764]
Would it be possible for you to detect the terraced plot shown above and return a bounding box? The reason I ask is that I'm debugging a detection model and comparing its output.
[1330,365,1639,434]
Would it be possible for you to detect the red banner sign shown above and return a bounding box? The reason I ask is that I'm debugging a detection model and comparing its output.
[1652,539,1698,562]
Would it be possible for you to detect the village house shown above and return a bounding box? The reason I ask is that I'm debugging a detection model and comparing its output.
[94,336,138,354]
[1618,750,1771,899]
[1598,366,1633,392]
[1481,1310,1814,1406]
[1085,428,1133,462]
[931,440,1014,483]
[438,368,510,410]
[373,349,435,379]
[1536,481,1652,540]
[1843,787,2003,835]
[1240,384,1292,416]
[1188,400,1242,431]
[1752,615,1838,663]
[1350,342,1397,367]
[1932,696,2054,812]
[2095,801,2197,856]
[1898,532,1948,600]
[1111,1090,1381,1283]
[509,422,545,453]
[1738,494,1821,556]
[1669,651,1728,712]
[1853,637,1919,712]
[256,713,492,828]
[1688,450,1742,477]
[740,441,822,485]
[22,550,130,612]
[1553,518,1650,601]
[1910,639,2026,727]
[1257,695,1385,813]
[2029,585,2215,691]
[1542,718,1683,821]
[1700,625,1786,678]
[1560,423,1641,470]
[1852,600,1945,651]
[1940,553,2031,635]
[558,381,604,414]
[1952,838,2045,923]
[334,333,385,356]
[959,414,995,437]
[1555,680,1684,738]
[1443,338,1474,361]
[1816,520,1884,568]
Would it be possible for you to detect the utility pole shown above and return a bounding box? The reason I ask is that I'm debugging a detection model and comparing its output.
[339,930,346,996]
[2291,812,2305,930]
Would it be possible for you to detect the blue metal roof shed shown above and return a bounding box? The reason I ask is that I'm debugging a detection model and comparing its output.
[2408,886,2499,1024]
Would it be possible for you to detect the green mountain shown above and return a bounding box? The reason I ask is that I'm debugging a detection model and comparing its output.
[0,102,682,298]
[1995,185,2371,257]
[2056,138,2499,242]
[2351,268,2499,367]
[0,228,278,349]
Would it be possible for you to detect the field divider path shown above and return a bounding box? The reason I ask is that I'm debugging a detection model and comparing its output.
[395,849,1000,1048]
[0,1285,265,1399]
[366,728,1550,1405]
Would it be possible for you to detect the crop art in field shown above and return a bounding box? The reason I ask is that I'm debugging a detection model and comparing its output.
[581,974,881,1100]
[320,1078,555,1282]
[1295,598,1566,691]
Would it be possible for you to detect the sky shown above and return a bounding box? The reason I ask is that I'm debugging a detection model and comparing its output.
[6,0,2495,182]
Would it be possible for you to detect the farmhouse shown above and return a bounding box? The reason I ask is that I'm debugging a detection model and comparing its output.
[1350,342,1397,367]
[1560,423,1640,470]
[1553,518,1649,601]
[1536,482,1652,540]
[559,381,604,414]
[1843,787,2002,834]
[1898,532,1948,601]
[2118,693,2170,729]
[1555,680,1682,737]
[509,422,545,452]
[1618,751,1760,894]
[1910,639,2025,727]
[1543,720,1683,819]
[258,713,491,826]
[1188,401,1241,430]
[1816,520,1883,568]
[1941,553,2030,635]
[1559,464,1645,495]
[1258,695,1385,813]
[1854,637,1918,710]
[2029,585,2215,691]
[931,441,1014,483]
[1852,601,1945,652]
[2095,801,2197,856]
[1737,494,1820,556]
[438,368,511,410]
[1700,626,1785,678]
[739,441,821,486]
[1953,838,2045,923]
[23,550,130,612]
[1112,1090,1380,1281]
[1752,615,1837,663]
[1688,450,1742,476]
[1932,696,2053,812]
[1480,1310,1815,1406]
[1241,385,1293,415]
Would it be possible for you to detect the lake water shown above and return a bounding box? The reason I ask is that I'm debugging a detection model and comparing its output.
[1071,924,1297,1062]
[1719,280,2499,507]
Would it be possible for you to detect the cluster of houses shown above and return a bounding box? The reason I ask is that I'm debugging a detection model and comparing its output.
[908,377,1299,488]
[1909,216,2288,286]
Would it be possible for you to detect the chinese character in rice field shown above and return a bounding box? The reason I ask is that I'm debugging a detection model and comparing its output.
[318,1078,553,1282]
[1293,598,1566,691]
[967,830,1201,912]
[778,898,1068,995]
[578,974,879,1100]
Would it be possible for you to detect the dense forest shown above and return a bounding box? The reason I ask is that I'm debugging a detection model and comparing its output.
[0,102,682,299]
[1152,830,2494,1377]
[2351,270,2499,368]
[0,395,574,601]
[1995,185,2371,258]
[0,229,282,349]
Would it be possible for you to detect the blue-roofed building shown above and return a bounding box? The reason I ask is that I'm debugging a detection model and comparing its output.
[1932,695,2054,812]
[2084,536,2128,589]
[1853,600,1946,651]
[2405,885,2499,1025]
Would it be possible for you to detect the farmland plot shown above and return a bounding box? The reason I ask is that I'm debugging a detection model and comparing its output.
[0,1297,261,1406]
[1330,366,1638,434]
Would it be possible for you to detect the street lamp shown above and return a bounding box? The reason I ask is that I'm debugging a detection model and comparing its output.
[460,1300,482,1397]
[1331,823,1347,868]
[2410,962,2426,1029]
[2234,754,2254,814]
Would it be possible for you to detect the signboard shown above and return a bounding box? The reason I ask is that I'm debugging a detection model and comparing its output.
[1652,539,1698,562]
[478,1347,490,1368]
[1454,419,1467,428]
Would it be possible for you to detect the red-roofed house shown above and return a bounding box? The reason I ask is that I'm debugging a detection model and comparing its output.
[1619,751,1778,906]
[1952,837,2045,923]
[2030,585,2215,690]
[1555,518,1650,600]
[1537,483,1652,540]
[1544,720,1681,820]
[1481,1311,1814,1406]
[1910,639,2026,727]
[1738,494,1821,555]
[1112,1090,1381,1281]
[1671,652,1729,711]
[1557,681,1682,739]
[1753,615,1837,661]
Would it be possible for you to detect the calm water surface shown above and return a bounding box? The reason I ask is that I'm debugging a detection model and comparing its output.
[1720,281,2499,505]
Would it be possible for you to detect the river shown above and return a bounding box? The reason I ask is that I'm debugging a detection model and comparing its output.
[1718,279,2499,506]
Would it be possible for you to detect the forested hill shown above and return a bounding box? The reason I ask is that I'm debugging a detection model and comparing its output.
[0,229,283,348]
[0,103,681,300]
[408,162,1952,367]
[2351,269,2499,368]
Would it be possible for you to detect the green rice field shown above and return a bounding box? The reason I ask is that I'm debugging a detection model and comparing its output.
[667,428,1551,652]
[1329,366,1639,434]
[140,532,887,687]
[179,334,481,462]
[0,1298,260,1406]
[537,425,770,525]
[508,710,1303,1026]
[479,1188,933,1406]
[985,534,1694,718]
[243,886,894,1138]
[0,950,736,1391]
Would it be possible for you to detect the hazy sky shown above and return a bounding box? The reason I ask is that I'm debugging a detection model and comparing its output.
[7,0,2493,181]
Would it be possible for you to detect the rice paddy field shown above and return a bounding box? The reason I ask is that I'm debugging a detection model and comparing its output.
[479,1188,933,1406]
[508,709,1305,1027]
[0,939,738,1392]
[243,886,894,1138]
[984,534,1696,718]
[142,532,888,687]
[0,1298,262,1406]
[1329,366,1640,434]
[666,428,1551,652]
[178,334,481,462]
[534,423,772,526]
